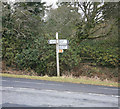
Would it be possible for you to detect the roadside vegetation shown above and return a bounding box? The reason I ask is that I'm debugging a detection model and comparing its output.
[1,1,119,83]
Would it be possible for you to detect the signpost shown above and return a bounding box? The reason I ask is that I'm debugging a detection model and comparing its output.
[59,40,69,45]
[59,49,64,53]
[48,40,56,44]
[59,45,69,49]
[48,39,69,45]
[56,32,60,77]
[48,32,69,77]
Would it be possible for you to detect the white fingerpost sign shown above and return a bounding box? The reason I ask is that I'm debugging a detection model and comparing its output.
[48,40,56,44]
[59,40,69,45]
[48,32,69,77]
[59,45,69,49]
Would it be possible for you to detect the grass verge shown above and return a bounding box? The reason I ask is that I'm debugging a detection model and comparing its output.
[0,73,119,87]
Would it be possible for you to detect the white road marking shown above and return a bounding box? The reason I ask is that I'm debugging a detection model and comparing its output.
[2,80,6,81]
[1,79,119,98]
[87,93,119,98]
[1,86,119,98]
[2,86,14,89]
[66,91,72,93]
[88,93,106,96]
[19,88,31,90]
[2,79,119,91]
[98,87,119,91]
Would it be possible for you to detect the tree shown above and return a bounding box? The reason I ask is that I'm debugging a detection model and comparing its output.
[76,1,116,41]
[45,4,81,38]
[102,2,119,20]
[2,1,47,66]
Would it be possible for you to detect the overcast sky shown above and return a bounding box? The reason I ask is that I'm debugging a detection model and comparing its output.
[42,0,58,8]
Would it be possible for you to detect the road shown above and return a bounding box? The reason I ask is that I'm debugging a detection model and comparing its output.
[1,77,119,107]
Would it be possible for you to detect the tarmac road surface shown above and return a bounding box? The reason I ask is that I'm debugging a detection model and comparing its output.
[1,77,119,107]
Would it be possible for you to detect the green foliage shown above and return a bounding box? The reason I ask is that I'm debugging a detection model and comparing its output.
[78,37,118,67]
[14,35,81,76]
[45,5,81,38]
[2,2,119,79]
[59,38,81,73]
[102,2,119,20]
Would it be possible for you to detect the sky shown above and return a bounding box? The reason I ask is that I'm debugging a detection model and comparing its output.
[42,0,58,8]
[6,0,58,8]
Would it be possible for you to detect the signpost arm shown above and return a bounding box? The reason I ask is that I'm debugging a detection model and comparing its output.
[56,32,60,77]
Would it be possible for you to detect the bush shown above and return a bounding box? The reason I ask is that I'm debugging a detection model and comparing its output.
[78,38,118,67]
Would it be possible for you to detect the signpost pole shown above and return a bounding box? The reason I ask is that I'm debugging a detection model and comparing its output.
[56,32,60,77]
[48,32,69,77]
